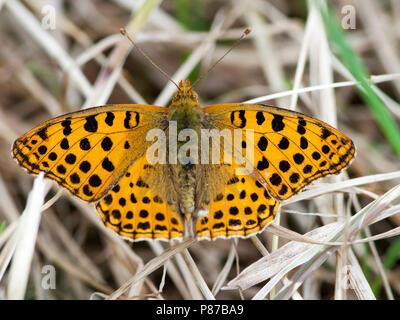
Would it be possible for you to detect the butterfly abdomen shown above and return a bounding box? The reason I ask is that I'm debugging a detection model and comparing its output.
[177,164,196,214]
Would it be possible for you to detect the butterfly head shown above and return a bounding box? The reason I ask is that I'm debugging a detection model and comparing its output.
[171,80,199,105]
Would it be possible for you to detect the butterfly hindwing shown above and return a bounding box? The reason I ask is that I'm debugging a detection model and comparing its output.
[195,172,279,240]
[96,156,184,241]
[203,104,355,201]
[12,104,168,202]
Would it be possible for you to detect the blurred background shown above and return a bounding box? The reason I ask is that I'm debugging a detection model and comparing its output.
[0,0,400,300]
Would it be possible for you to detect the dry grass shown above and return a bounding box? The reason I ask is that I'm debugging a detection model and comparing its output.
[0,0,400,300]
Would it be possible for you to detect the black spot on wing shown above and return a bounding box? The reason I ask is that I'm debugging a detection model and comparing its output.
[230,110,247,128]
[321,127,332,139]
[271,114,284,131]
[256,112,265,125]
[105,112,115,126]
[61,119,72,136]
[102,157,115,172]
[124,111,131,129]
[84,115,98,133]
[80,138,91,150]
[37,126,49,140]
[101,137,113,151]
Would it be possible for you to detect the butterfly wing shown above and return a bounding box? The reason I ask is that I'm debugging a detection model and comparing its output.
[203,103,355,201]
[195,168,279,240]
[96,155,184,241]
[12,104,168,202]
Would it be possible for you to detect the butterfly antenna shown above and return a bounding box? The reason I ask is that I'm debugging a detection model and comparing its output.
[120,28,179,90]
[192,27,252,89]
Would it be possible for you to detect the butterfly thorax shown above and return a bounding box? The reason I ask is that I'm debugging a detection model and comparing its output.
[168,80,201,131]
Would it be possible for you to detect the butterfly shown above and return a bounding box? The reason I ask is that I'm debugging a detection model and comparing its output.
[12,79,355,242]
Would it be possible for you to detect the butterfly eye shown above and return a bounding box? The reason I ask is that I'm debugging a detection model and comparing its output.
[191,93,198,100]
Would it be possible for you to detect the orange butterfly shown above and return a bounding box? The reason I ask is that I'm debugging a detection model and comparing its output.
[12,79,355,242]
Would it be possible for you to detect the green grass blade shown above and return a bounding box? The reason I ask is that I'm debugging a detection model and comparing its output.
[318,2,400,159]
[0,221,5,235]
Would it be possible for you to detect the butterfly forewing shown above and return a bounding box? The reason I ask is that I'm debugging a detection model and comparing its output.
[12,104,168,202]
[204,103,355,201]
